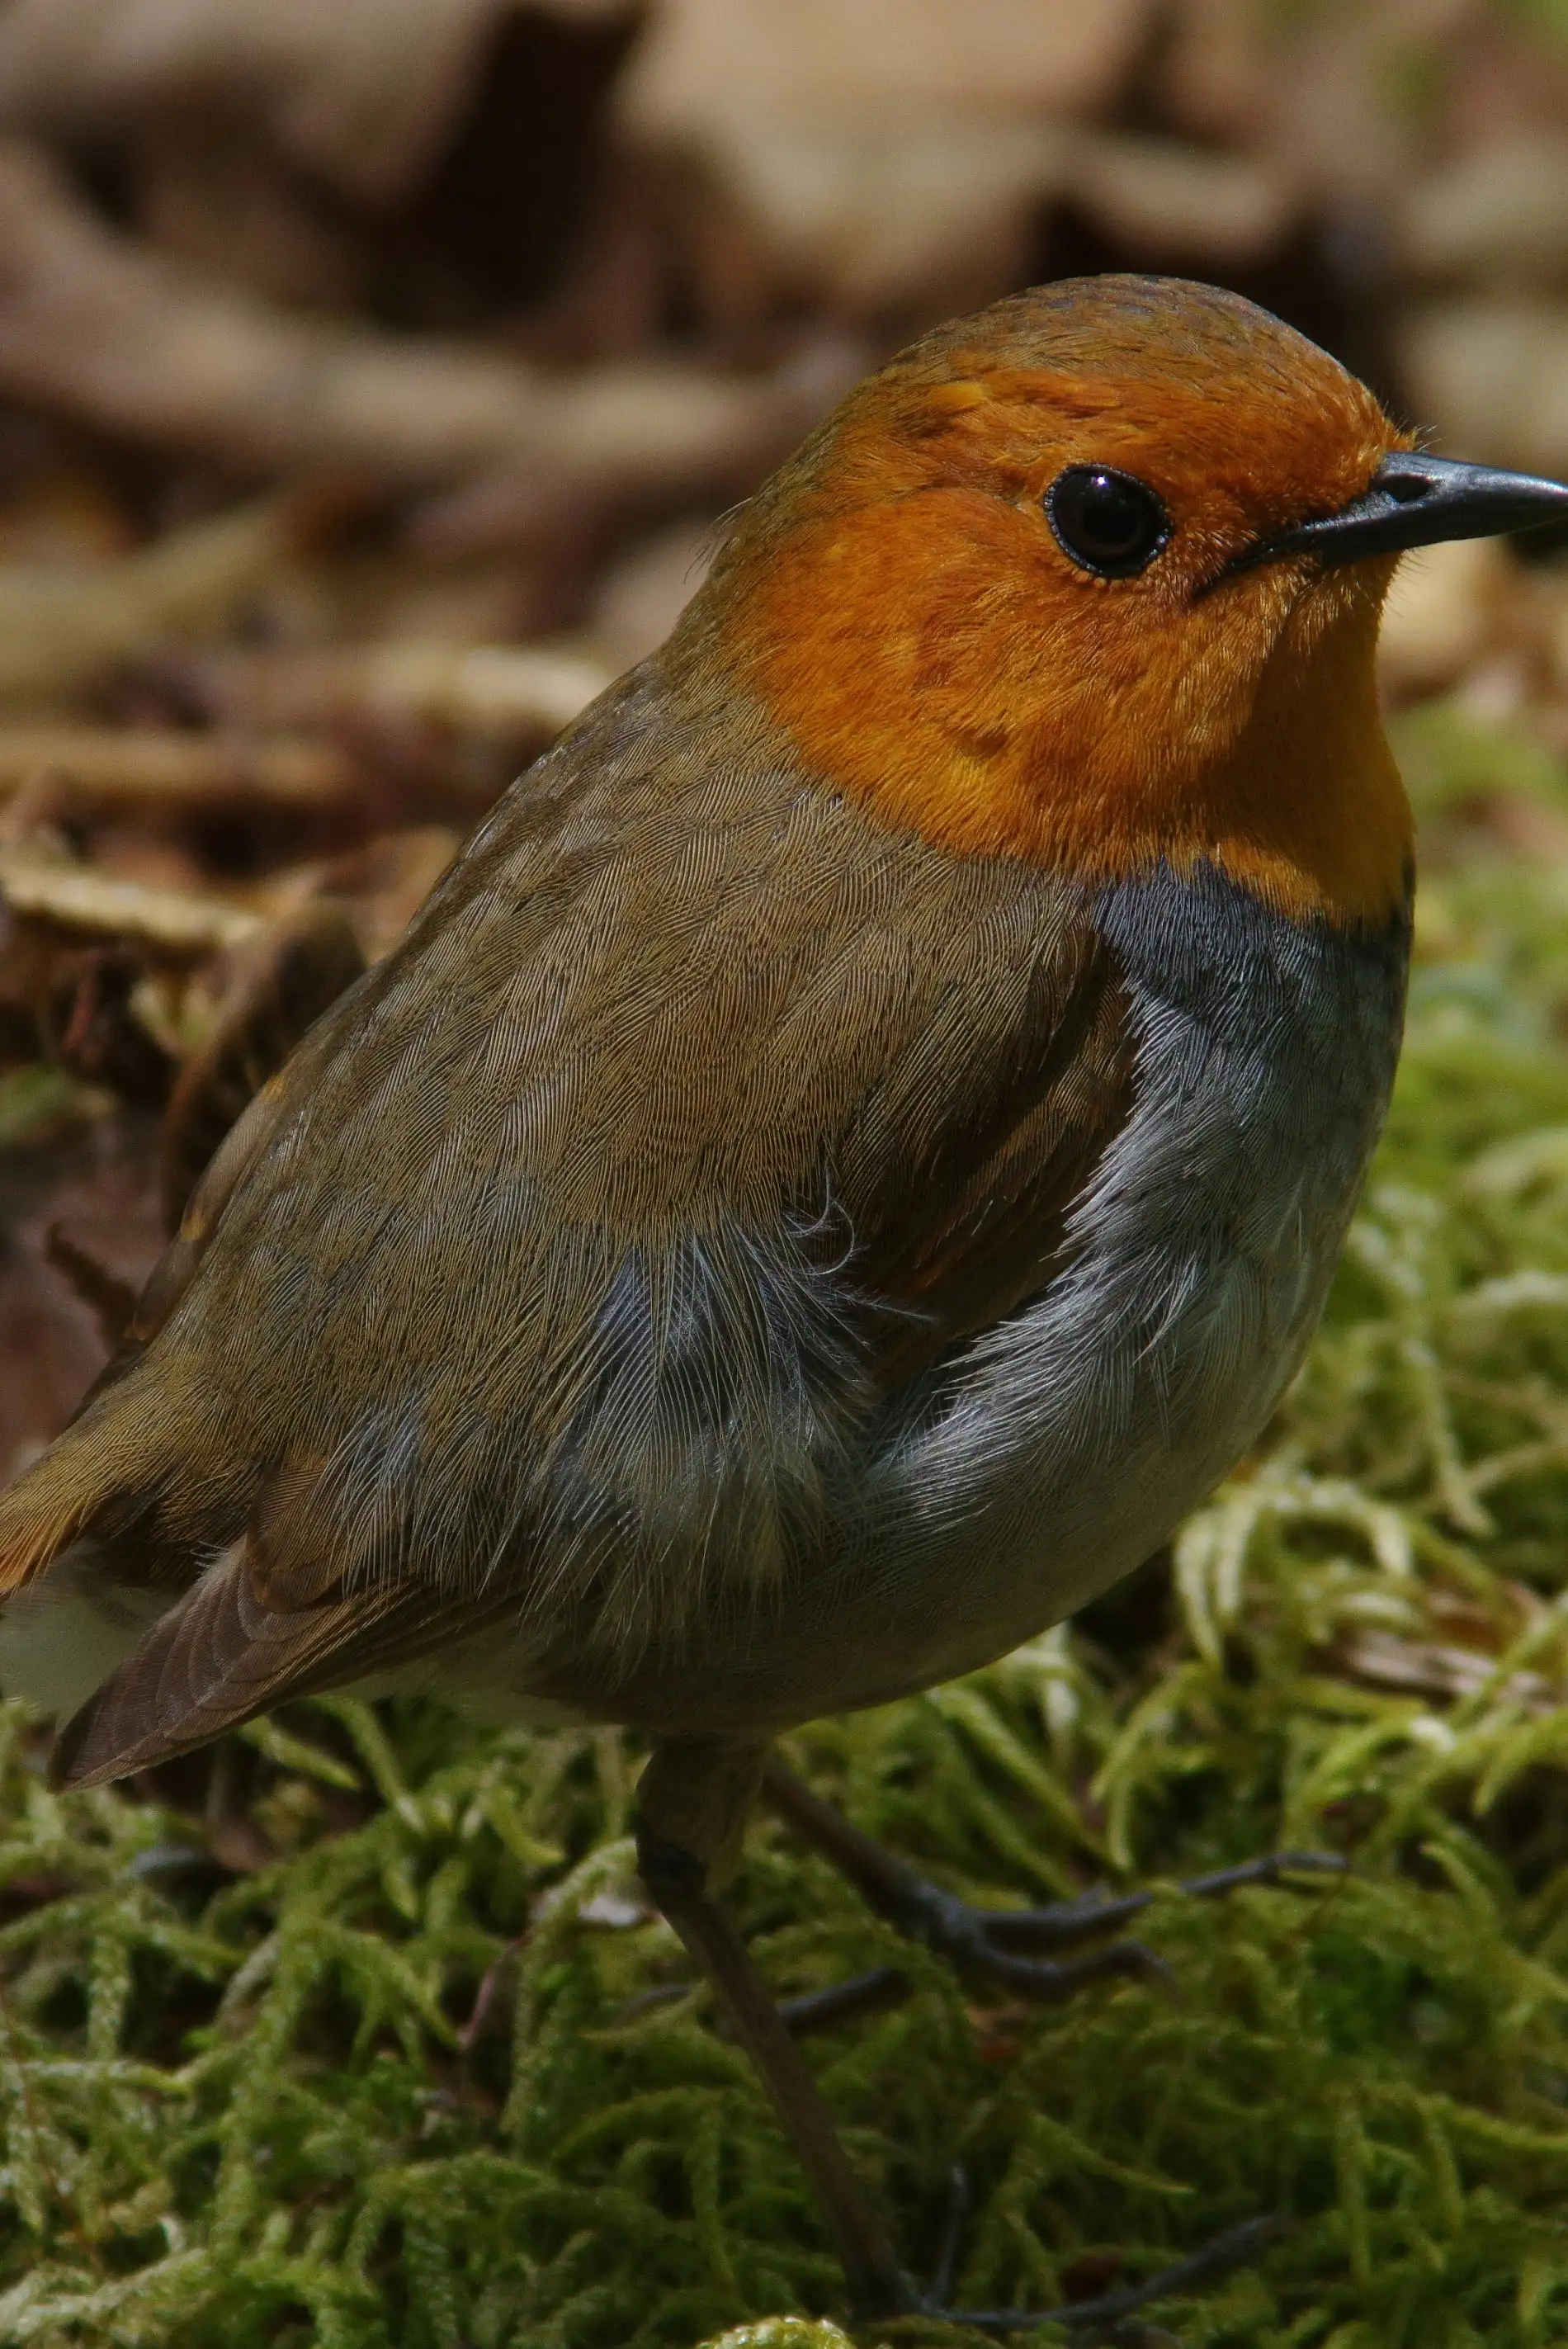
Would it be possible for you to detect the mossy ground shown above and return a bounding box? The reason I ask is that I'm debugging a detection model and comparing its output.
[6,704,1568,2347]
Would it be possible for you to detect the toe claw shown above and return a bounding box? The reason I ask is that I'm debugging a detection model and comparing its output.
[930,2162,969,2307]
[981,1935,1171,2005]
[940,2214,1288,2335]
[779,1965,912,2035]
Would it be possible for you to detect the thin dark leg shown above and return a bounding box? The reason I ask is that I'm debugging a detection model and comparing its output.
[634,1761,1292,2338]
[635,1817,916,2318]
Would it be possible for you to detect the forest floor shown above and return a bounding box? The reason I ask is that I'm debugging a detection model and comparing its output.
[4,688,1568,2347]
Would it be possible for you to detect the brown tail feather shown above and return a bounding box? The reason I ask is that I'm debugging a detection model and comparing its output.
[52,1542,323,1787]
[49,1538,465,1789]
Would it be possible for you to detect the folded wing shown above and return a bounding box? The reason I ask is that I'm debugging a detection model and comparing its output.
[0,664,1136,1782]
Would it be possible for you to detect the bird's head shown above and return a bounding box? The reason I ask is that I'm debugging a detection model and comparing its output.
[694,275,1568,925]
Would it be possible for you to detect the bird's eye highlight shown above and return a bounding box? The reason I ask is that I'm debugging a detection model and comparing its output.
[1046,466,1170,579]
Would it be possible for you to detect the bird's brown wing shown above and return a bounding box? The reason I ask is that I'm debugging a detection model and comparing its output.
[2,662,1138,1781]
[65,902,367,1432]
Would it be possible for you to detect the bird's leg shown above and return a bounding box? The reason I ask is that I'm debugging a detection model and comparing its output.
[751,1755,1314,2336]
[638,1741,1295,2334]
[635,1736,917,2318]
[762,1753,1342,2022]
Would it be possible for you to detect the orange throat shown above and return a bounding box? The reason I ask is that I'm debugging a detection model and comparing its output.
[720,486,1413,929]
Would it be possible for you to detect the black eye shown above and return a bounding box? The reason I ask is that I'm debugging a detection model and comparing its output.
[1046,466,1171,579]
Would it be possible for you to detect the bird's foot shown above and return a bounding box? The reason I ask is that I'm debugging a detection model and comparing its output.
[762,1752,1344,2027]
[868,1844,1344,2002]
[876,2211,1286,2341]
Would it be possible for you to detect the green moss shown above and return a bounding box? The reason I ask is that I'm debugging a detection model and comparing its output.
[8,714,1568,2344]
[0,1066,111,1151]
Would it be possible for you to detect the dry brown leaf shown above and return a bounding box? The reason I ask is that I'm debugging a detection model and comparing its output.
[621,0,1151,138]
[1399,297,1568,477]
[618,116,1297,323]
[1400,135,1568,291]
[0,1118,163,1483]
[1160,0,1276,147]
[1377,539,1513,705]
[588,519,713,669]
[168,641,611,746]
[1235,1,1456,201]
[621,10,1292,318]
[616,0,1161,318]
[0,493,301,707]
[1061,134,1296,268]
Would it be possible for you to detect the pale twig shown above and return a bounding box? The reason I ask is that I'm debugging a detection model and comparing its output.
[165,640,613,747]
[0,852,261,955]
[0,726,353,809]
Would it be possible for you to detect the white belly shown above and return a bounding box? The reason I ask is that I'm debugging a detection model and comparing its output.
[819,863,1407,1701]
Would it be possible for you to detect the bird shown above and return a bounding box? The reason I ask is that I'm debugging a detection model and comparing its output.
[2,273,1567,2328]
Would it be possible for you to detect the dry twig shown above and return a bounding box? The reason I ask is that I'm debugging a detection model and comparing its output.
[166,640,612,747]
[0,725,354,808]
[0,852,261,955]
[0,141,842,498]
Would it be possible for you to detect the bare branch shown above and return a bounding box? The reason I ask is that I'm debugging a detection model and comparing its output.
[0,851,262,955]
[0,140,844,494]
[163,640,613,748]
[0,725,353,808]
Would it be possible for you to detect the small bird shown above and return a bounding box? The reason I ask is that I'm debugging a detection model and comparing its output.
[2,275,1566,2327]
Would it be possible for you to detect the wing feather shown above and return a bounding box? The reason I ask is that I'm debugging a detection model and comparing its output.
[6,661,1139,1778]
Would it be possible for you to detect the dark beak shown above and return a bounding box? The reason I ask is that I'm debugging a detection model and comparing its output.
[1224,450,1568,583]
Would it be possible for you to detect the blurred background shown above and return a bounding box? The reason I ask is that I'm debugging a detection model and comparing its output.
[4,0,1568,1470]
[12,17,1568,2340]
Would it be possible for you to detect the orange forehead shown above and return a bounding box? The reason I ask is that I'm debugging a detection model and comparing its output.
[704,277,1412,925]
[768,319,1393,593]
